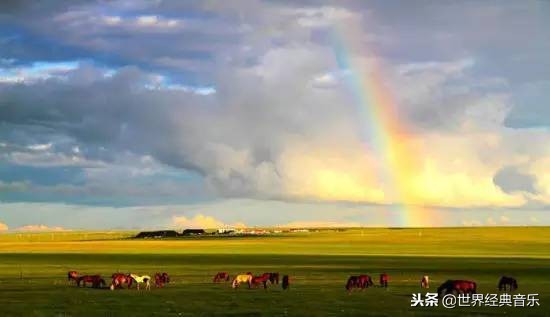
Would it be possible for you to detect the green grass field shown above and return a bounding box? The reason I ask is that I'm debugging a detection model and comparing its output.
[1,227,549,316]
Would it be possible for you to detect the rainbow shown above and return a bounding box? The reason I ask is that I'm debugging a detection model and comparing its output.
[330,27,438,227]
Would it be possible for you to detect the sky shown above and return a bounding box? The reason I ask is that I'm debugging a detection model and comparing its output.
[0,0,549,231]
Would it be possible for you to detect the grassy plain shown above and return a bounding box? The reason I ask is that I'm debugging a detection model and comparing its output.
[0,227,549,316]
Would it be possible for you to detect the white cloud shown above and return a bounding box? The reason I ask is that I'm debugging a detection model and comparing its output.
[14,224,67,232]
[500,215,510,224]
[172,214,246,229]
[462,219,482,227]
[136,15,179,28]
[280,220,362,228]
[0,222,8,231]
[27,143,53,151]
[102,15,121,26]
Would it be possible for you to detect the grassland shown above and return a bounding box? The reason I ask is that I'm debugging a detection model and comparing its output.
[0,227,549,316]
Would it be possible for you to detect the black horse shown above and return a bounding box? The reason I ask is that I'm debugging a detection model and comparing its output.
[498,276,518,292]
[282,275,290,290]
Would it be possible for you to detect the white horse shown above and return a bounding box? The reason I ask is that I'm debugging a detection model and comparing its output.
[130,274,151,290]
[232,274,253,289]
[421,275,430,288]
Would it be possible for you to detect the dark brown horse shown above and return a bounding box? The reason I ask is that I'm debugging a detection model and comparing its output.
[110,273,131,290]
[77,275,105,288]
[498,276,518,292]
[252,273,271,289]
[379,273,389,288]
[264,272,280,284]
[346,276,364,291]
[438,280,477,296]
[282,275,290,290]
[67,271,79,283]
[213,272,230,283]
[155,272,170,288]
[358,275,374,288]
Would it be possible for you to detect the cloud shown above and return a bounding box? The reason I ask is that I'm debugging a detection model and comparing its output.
[462,219,482,227]
[0,221,8,231]
[14,224,67,232]
[280,220,362,228]
[172,214,246,229]
[493,166,537,194]
[500,215,510,224]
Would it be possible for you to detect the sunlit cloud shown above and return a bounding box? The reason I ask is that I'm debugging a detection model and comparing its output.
[172,214,246,229]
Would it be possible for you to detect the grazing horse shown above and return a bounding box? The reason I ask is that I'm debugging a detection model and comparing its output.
[438,280,477,296]
[265,272,280,284]
[155,272,170,288]
[358,275,374,288]
[345,276,361,292]
[421,275,430,289]
[77,275,105,288]
[129,274,151,291]
[498,276,518,292]
[379,273,389,288]
[252,273,271,289]
[110,273,131,290]
[213,272,230,283]
[67,271,79,283]
[282,275,290,290]
[232,274,253,289]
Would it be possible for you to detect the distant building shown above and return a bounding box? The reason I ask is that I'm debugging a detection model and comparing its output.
[135,230,179,239]
[181,229,206,235]
[217,228,235,234]
[290,228,309,233]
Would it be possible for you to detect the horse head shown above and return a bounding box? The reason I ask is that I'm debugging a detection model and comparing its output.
[345,276,357,291]
[437,280,453,296]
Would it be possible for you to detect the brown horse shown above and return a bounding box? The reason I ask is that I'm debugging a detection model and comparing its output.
[77,275,105,288]
[346,276,360,291]
[155,272,170,288]
[252,273,271,289]
[110,273,131,290]
[346,275,374,291]
[264,272,280,284]
[498,276,518,292]
[213,272,230,283]
[379,273,389,288]
[358,275,374,288]
[282,275,290,290]
[438,280,477,296]
[67,271,79,283]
